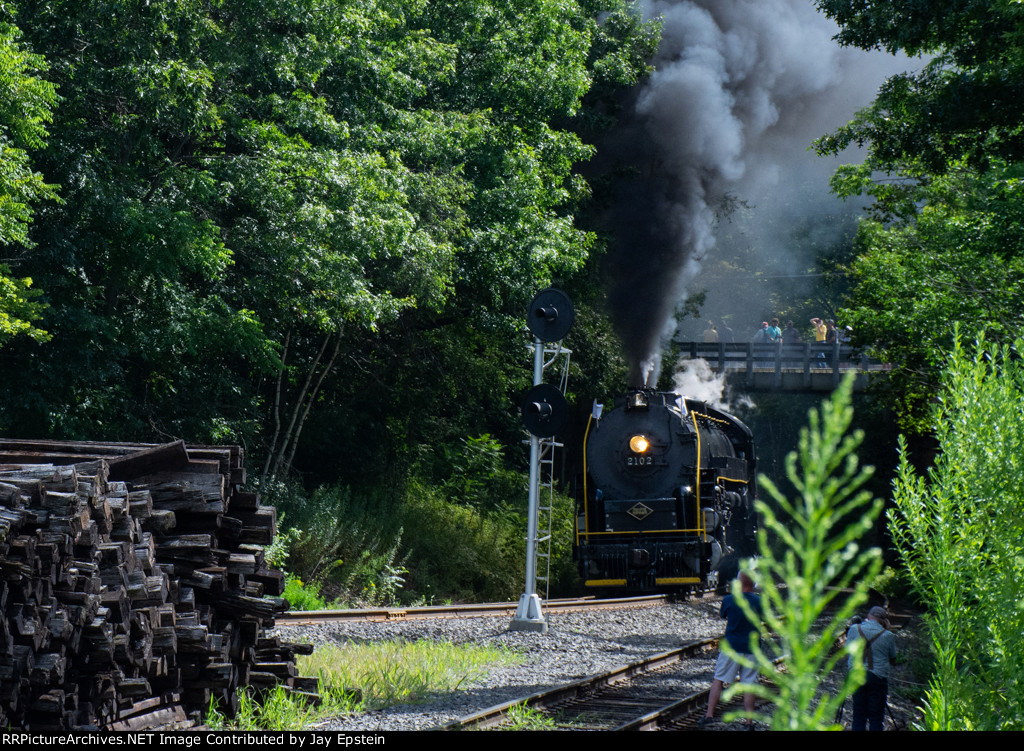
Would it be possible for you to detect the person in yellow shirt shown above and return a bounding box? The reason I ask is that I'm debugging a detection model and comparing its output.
[810,317,827,342]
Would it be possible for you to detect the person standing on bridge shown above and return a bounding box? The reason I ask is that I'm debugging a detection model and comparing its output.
[699,571,762,729]
[703,321,719,343]
[811,317,828,364]
[719,321,735,343]
[782,320,801,344]
[824,320,839,367]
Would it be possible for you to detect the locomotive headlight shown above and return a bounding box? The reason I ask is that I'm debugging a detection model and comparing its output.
[629,435,650,453]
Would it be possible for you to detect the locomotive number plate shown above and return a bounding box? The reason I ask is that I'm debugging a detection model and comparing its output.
[625,456,654,467]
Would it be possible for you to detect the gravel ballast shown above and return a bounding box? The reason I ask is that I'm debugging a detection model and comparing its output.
[275,600,726,731]
[274,598,923,731]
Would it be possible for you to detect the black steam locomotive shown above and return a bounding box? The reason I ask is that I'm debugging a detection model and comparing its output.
[575,389,758,593]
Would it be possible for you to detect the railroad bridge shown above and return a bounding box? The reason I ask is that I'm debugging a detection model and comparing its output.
[676,341,888,392]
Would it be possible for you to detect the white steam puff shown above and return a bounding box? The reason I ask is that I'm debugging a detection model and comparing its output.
[612,0,909,387]
[671,357,754,412]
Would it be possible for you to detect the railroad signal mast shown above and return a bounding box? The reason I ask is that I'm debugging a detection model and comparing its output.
[511,289,574,633]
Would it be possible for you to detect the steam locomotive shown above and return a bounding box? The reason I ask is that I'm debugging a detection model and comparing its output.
[575,389,758,593]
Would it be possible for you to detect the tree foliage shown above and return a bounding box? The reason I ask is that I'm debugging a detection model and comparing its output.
[817,1,1024,430]
[816,0,1024,174]
[0,0,658,602]
[0,0,655,464]
[816,6,1024,728]
[0,12,56,246]
[0,12,56,345]
[840,164,1024,430]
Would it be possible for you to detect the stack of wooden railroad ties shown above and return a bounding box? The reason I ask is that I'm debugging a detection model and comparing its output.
[0,438,314,731]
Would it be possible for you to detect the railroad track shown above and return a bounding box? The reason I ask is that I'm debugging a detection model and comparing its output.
[431,592,891,732]
[278,589,908,731]
[276,586,895,626]
[275,594,673,624]
[436,637,727,731]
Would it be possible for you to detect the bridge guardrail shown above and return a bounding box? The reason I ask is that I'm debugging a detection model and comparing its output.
[677,341,887,390]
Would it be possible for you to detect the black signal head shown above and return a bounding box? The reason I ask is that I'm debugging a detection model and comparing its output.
[527,288,574,342]
[521,383,568,437]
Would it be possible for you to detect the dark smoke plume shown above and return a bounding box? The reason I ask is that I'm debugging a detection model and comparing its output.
[601,0,909,386]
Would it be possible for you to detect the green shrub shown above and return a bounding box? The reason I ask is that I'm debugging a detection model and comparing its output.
[265,481,407,605]
[282,575,335,611]
[889,334,1024,730]
[395,471,577,602]
[430,434,524,512]
[399,480,525,602]
[265,439,578,604]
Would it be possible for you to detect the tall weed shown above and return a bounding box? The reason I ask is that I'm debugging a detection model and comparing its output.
[889,334,1024,730]
[725,374,884,730]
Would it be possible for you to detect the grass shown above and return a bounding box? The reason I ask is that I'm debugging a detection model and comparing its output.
[300,639,521,710]
[501,704,557,730]
[206,684,361,731]
[207,638,522,729]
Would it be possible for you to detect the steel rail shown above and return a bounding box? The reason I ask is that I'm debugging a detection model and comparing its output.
[436,637,719,730]
[275,594,670,624]
[615,661,784,731]
[615,688,711,731]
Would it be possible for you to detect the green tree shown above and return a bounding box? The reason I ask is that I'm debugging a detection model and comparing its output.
[838,164,1024,430]
[890,334,1024,730]
[0,0,652,455]
[0,13,56,346]
[0,268,45,345]
[0,13,56,246]
[254,0,658,482]
[816,0,1024,174]
[0,0,660,606]
[816,1,1024,430]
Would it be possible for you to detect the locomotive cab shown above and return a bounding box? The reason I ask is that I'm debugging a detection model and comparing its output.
[576,389,757,593]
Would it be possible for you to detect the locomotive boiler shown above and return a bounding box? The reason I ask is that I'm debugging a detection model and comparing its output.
[575,389,758,592]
